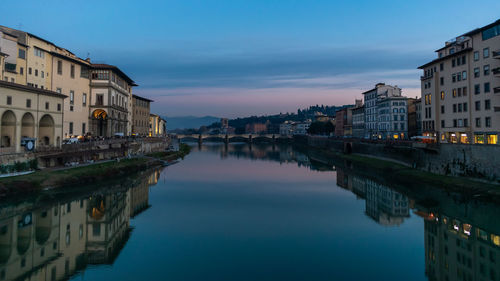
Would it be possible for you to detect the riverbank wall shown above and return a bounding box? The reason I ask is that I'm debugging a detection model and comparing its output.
[299,135,500,183]
[0,137,171,170]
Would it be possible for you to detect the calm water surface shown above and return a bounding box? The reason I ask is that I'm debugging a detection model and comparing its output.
[0,144,498,281]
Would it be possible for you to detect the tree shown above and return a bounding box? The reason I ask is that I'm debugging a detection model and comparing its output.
[307,121,335,135]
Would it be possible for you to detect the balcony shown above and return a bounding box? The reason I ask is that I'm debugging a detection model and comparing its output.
[493,67,500,76]
[493,50,500,59]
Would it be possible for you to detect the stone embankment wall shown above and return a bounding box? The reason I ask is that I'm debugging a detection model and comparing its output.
[0,137,170,169]
[304,136,500,182]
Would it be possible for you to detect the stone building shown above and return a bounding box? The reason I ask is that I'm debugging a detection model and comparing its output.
[132,94,152,136]
[377,96,408,139]
[418,19,500,144]
[149,114,167,137]
[362,83,402,139]
[89,64,137,137]
[352,105,365,138]
[0,80,65,152]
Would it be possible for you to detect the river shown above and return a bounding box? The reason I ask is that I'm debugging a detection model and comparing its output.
[0,143,498,281]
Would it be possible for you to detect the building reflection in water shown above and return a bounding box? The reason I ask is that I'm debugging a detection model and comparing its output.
[0,168,160,281]
[219,143,499,281]
[420,207,499,281]
[337,168,410,226]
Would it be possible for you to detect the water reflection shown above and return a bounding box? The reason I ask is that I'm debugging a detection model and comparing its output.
[0,168,160,280]
[0,143,498,281]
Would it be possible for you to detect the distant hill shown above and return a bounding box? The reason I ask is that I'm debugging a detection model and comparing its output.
[163,116,220,130]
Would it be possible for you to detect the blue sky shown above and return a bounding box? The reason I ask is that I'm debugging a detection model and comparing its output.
[3,0,500,117]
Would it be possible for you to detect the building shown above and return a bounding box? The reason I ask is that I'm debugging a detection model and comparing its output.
[377,96,408,139]
[149,114,167,137]
[245,123,267,134]
[352,105,365,138]
[0,25,139,140]
[51,53,92,138]
[362,83,402,139]
[334,107,350,137]
[407,98,421,138]
[0,80,65,152]
[132,95,152,136]
[418,19,500,144]
[89,64,137,137]
[279,122,293,136]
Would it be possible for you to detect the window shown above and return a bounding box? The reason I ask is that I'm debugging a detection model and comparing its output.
[34,47,44,58]
[475,101,481,111]
[452,59,456,67]
[474,67,480,78]
[453,104,457,113]
[440,63,444,71]
[45,102,49,110]
[80,66,89,78]
[28,67,32,75]
[463,87,467,96]
[18,48,25,59]
[82,123,86,135]
[440,77,444,85]
[474,51,479,61]
[464,119,468,127]
[458,103,462,112]
[93,224,101,236]
[462,56,466,64]
[441,91,445,100]
[70,64,75,78]
[484,65,490,75]
[70,106,74,112]
[483,48,489,58]
[91,70,109,80]
[441,120,445,128]
[70,91,74,104]
[485,99,491,110]
[485,117,491,127]
[458,88,462,96]
[475,84,480,94]
[57,104,61,111]
[41,71,44,78]
[453,119,457,127]
[485,82,490,93]
[482,23,500,40]
[6,96,12,105]
[83,93,87,106]
[476,118,481,127]
[20,67,24,75]
[464,102,468,112]
[35,69,38,77]
[26,99,31,108]
[69,122,73,135]
[452,74,456,83]
[441,105,445,114]
[453,89,457,97]
[57,60,62,75]
[96,94,104,105]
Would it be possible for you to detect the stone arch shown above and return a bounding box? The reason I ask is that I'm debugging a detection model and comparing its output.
[35,210,52,245]
[91,109,108,137]
[0,221,13,264]
[1,110,16,148]
[21,112,35,139]
[17,214,32,255]
[39,114,55,146]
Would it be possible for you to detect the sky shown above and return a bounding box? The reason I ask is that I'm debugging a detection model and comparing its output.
[2,0,500,117]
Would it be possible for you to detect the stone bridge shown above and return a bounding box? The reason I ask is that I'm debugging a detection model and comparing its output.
[176,134,287,143]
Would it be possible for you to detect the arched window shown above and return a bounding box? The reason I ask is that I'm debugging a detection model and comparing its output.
[400,108,405,113]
